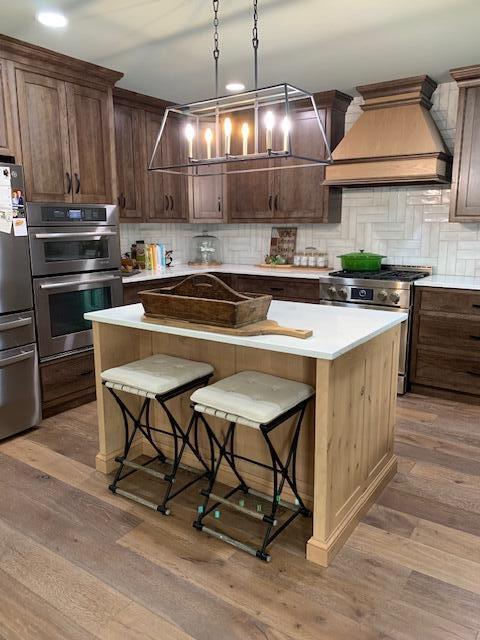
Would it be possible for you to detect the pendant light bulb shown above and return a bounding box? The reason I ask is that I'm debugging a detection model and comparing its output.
[205,127,213,159]
[241,122,249,155]
[265,111,275,150]
[281,116,291,152]
[224,117,232,154]
[185,123,195,158]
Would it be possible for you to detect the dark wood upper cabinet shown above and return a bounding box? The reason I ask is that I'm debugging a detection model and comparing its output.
[0,58,20,159]
[114,102,146,220]
[227,91,351,224]
[145,109,188,222]
[1,35,121,204]
[16,69,72,202]
[189,166,225,222]
[66,83,114,204]
[450,65,480,222]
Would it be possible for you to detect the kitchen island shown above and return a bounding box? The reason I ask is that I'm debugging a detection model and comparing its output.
[86,301,406,566]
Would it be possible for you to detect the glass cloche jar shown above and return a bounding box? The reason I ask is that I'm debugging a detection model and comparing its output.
[188,231,223,266]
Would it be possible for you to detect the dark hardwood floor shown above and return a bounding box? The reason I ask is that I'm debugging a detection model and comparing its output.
[0,393,479,639]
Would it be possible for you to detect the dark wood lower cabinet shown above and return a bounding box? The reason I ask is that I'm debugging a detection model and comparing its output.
[40,350,96,418]
[410,286,480,403]
[232,274,319,303]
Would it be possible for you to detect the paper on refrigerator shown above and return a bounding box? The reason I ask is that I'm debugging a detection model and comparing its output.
[0,166,13,234]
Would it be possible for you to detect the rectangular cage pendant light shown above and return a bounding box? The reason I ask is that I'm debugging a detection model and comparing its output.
[148,83,333,177]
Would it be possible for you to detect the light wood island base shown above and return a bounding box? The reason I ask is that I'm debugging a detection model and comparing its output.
[92,319,400,566]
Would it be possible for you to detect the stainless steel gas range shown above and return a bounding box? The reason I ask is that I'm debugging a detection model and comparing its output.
[319,266,432,394]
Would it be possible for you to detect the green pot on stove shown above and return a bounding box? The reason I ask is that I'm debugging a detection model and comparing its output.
[337,249,386,272]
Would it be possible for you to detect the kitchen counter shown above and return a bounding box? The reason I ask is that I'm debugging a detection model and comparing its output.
[87,301,403,567]
[414,274,480,291]
[122,263,330,284]
[86,300,406,360]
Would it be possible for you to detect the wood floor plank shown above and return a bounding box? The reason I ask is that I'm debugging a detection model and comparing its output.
[410,460,480,491]
[0,518,193,640]
[0,567,94,640]
[411,519,480,564]
[347,523,480,596]
[118,520,381,640]
[0,454,289,640]
[401,571,480,632]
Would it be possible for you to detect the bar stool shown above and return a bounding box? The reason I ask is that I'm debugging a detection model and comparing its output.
[102,354,214,514]
[190,370,314,561]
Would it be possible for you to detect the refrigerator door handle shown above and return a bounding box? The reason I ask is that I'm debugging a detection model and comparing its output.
[0,350,34,368]
[0,317,32,332]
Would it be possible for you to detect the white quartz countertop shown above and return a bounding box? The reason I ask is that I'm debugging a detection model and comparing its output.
[122,263,330,284]
[414,274,480,291]
[85,300,406,360]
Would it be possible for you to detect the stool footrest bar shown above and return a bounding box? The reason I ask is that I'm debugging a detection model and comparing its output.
[246,487,298,512]
[115,457,170,481]
[199,524,271,562]
[113,488,171,515]
[207,491,277,525]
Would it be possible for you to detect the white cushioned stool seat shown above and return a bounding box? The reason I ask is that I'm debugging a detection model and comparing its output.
[101,354,213,398]
[190,371,314,428]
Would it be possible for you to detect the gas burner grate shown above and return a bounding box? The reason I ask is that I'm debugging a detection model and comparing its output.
[329,269,429,282]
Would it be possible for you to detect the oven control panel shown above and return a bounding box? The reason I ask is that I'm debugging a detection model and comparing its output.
[320,281,410,308]
[40,206,108,223]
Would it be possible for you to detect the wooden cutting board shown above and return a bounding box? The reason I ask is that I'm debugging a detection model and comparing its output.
[143,315,313,339]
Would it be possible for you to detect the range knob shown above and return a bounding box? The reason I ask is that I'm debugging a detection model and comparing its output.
[390,292,400,304]
[377,290,388,302]
[327,286,337,297]
[338,287,348,299]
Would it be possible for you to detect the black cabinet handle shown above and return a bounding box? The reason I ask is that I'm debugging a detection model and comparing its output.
[467,370,480,377]
[118,193,125,208]
[473,304,480,309]
[274,194,279,210]
[268,195,272,211]
[170,195,174,210]
[165,195,169,210]
[79,370,94,377]
[74,173,80,194]
[470,335,480,341]
[270,287,284,292]
[66,172,72,194]
[217,197,222,212]
[122,194,127,208]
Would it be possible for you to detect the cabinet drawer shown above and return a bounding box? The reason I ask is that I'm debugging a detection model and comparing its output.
[418,315,480,352]
[234,275,319,302]
[414,348,480,396]
[40,350,95,403]
[123,276,186,304]
[419,288,480,316]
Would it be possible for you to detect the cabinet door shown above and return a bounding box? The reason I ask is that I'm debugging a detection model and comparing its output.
[450,86,480,221]
[114,103,146,220]
[273,108,327,221]
[227,109,275,222]
[190,166,225,222]
[145,110,188,221]
[0,58,19,158]
[66,83,114,204]
[16,70,72,202]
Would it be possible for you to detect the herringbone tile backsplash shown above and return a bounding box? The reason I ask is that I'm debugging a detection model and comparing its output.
[121,81,480,275]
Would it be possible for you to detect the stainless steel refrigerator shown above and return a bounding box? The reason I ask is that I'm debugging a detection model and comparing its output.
[0,163,41,439]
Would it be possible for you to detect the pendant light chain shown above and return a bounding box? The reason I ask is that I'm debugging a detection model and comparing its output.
[252,0,259,90]
[213,0,220,97]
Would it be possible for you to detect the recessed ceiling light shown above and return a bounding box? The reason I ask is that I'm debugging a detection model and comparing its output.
[226,82,245,92]
[37,11,68,28]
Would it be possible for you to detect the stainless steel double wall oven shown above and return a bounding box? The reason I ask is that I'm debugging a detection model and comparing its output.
[28,203,122,360]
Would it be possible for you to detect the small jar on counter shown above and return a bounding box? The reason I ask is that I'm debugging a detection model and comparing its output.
[305,247,318,268]
[316,252,328,268]
[293,252,303,267]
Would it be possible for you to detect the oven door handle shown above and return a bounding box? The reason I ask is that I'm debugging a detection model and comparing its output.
[34,231,118,239]
[0,317,32,332]
[0,349,35,368]
[39,275,121,290]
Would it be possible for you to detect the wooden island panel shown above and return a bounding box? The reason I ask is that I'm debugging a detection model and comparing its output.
[92,320,399,566]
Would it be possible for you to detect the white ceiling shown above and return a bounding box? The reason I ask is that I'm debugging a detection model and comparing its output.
[2,0,480,102]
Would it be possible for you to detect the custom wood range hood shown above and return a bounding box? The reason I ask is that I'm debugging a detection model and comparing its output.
[324,75,452,187]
